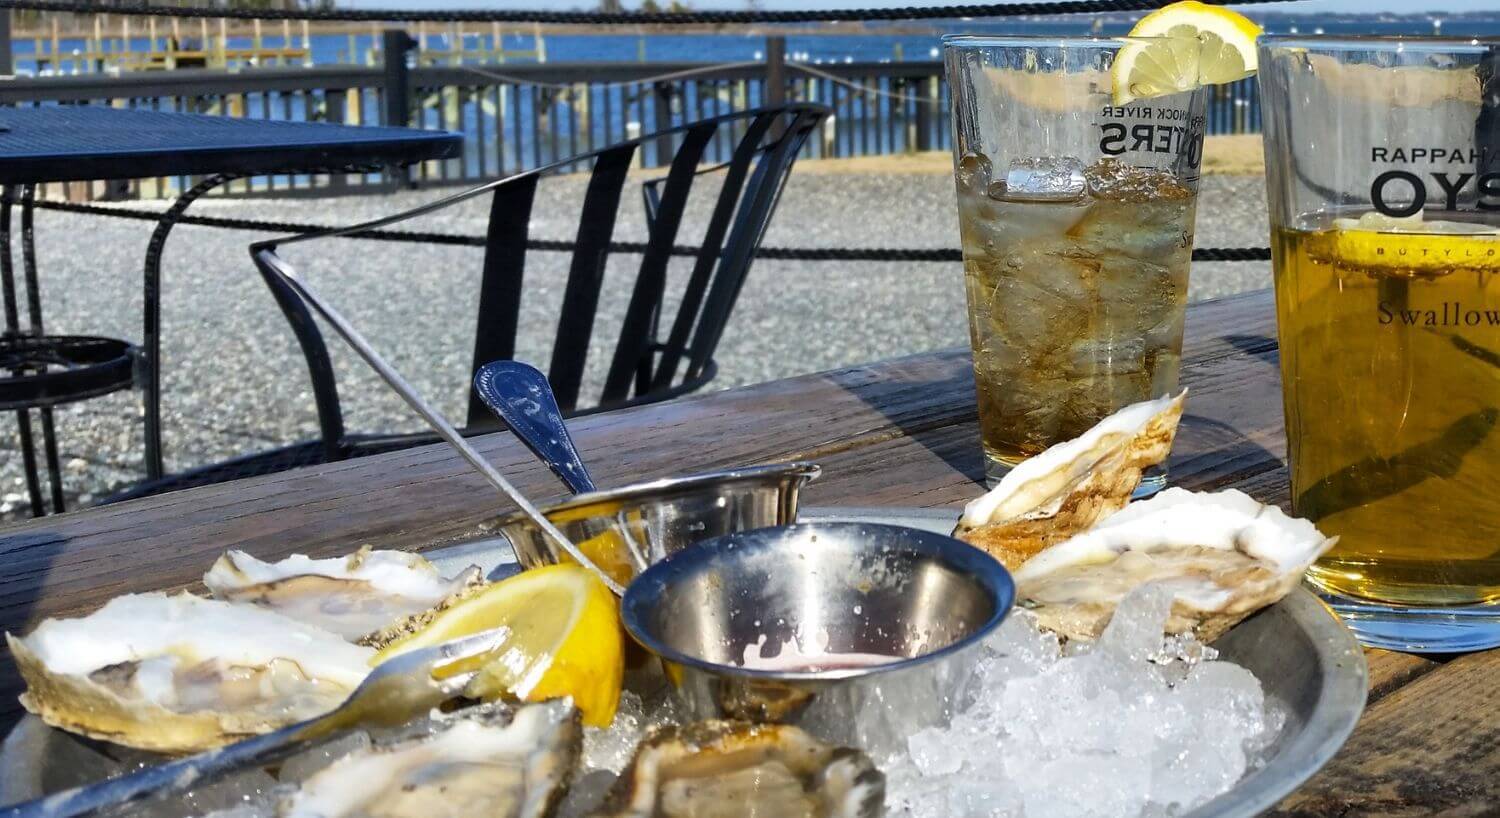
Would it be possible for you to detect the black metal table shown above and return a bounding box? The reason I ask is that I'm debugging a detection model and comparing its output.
[0,106,460,514]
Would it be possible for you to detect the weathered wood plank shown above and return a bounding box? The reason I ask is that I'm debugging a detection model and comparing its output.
[1365,650,1442,706]
[1271,648,1500,817]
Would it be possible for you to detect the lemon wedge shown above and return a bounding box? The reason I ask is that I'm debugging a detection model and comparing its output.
[1305,212,1500,276]
[1113,1,1262,104]
[373,563,624,727]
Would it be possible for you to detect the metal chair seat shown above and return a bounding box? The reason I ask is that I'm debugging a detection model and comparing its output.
[0,334,136,411]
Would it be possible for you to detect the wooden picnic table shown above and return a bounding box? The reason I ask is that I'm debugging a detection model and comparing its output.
[0,287,1492,816]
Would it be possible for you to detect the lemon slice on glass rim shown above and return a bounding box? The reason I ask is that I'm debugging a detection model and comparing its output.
[373,562,625,727]
[1112,1,1262,105]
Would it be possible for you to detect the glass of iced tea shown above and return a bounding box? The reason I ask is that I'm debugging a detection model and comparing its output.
[942,36,1206,489]
[1261,36,1500,651]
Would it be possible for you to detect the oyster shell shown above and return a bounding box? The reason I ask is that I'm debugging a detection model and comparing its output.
[204,546,483,642]
[956,391,1185,570]
[6,593,373,753]
[595,720,884,818]
[1013,487,1337,642]
[281,700,580,818]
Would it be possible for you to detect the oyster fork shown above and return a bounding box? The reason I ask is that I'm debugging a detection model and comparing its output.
[0,628,513,818]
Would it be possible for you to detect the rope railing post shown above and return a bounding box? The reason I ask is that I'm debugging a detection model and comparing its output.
[0,9,13,78]
[651,82,674,168]
[765,36,787,110]
[765,36,788,141]
[914,75,936,152]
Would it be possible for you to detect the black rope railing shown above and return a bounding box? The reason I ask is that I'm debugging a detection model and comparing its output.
[0,0,1300,25]
[26,199,1271,263]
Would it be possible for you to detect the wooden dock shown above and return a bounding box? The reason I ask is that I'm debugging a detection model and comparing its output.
[18,15,549,75]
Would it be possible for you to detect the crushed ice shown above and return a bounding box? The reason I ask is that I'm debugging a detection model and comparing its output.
[887,584,1284,818]
[557,584,1284,818]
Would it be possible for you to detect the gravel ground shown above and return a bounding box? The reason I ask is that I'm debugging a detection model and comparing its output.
[0,172,1270,515]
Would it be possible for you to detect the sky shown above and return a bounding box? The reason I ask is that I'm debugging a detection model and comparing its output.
[343,0,1500,13]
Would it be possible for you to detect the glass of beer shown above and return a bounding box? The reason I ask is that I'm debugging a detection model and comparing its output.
[943,36,1206,489]
[1260,36,1500,651]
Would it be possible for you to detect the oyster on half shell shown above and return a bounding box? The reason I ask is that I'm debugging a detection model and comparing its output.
[7,593,373,753]
[1013,487,1337,642]
[955,392,1185,571]
[595,720,884,818]
[204,546,483,642]
[281,700,580,818]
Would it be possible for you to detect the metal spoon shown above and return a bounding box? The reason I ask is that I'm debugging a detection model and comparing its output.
[252,249,625,597]
[473,360,660,573]
[472,360,597,495]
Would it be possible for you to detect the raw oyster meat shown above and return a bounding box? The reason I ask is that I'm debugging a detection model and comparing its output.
[595,720,884,818]
[6,593,372,753]
[204,546,483,642]
[1013,487,1337,641]
[281,700,580,818]
[956,392,1185,570]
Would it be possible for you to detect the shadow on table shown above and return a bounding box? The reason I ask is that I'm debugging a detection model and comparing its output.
[1223,334,1280,367]
[1171,412,1286,492]
[831,349,1289,497]
[839,359,987,488]
[0,529,70,730]
[0,530,70,625]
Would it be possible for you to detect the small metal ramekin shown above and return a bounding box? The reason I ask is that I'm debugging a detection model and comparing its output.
[621,521,1014,756]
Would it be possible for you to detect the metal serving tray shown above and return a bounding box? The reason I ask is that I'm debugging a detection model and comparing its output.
[0,506,1367,818]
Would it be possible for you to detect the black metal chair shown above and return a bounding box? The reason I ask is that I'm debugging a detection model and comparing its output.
[109,104,829,500]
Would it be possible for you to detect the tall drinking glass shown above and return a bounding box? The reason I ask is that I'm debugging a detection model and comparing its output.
[943,36,1207,489]
[1260,36,1500,651]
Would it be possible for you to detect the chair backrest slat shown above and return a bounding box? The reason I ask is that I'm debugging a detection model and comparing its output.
[599,121,718,405]
[682,109,822,382]
[465,173,541,429]
[248,105,828,463]
[647,111,780,394]
[546,144,637,412]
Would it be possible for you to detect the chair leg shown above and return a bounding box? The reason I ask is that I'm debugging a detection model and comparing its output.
[15,409,42,517]
[0,186,37,516]
[39,408,63,513]
[17,186,62,514]
[142,173,240,481]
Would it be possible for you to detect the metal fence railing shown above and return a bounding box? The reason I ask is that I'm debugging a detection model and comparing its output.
[0,55,1262,200]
